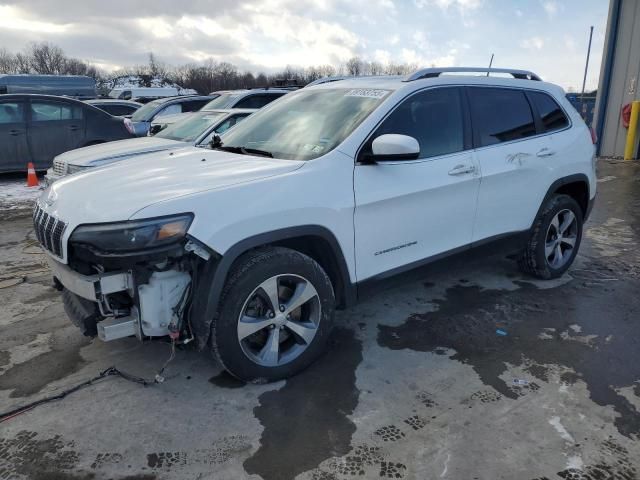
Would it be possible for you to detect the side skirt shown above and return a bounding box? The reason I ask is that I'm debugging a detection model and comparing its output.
[356,231,529,300]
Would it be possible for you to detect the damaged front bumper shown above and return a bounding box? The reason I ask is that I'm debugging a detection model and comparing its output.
[48,251,193,343]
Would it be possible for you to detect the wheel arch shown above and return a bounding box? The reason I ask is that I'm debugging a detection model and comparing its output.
[190,225,355,350]
[532,174,591,229]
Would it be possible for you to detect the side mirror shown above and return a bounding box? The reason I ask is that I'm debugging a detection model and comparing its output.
[370,134,420,161]
[148,124,162,136]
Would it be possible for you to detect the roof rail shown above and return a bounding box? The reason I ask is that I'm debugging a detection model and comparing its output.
[404,67,542,82]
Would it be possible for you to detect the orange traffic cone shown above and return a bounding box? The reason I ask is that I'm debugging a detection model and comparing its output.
[26,162,39,188]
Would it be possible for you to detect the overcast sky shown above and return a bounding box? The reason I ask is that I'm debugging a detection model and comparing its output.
[0,0,608,90]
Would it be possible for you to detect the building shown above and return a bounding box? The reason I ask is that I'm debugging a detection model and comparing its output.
[594,0,640,158]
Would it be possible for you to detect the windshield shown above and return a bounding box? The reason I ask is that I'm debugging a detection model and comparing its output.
[131,99,166,122]
[155,112,225,142]
[219,88,390,160]
[202,93,240,110]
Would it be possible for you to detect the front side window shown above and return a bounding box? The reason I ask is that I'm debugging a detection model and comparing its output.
[220,88,391,160]
[156,112,225,142]
[528,91,569,132]
[31,101,82,122]
[468,87,536,147]
[365,87,465,159]
[0,102,25,123]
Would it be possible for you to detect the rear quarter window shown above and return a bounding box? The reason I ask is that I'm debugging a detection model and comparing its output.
[528,91,569,132]
[468,87,537,147]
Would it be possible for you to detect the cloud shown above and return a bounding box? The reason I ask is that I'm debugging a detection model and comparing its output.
[542,1,559,17]
[520,36,545,50]
[414,0,482,12]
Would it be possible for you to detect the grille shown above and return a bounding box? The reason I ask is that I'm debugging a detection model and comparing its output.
[33,204,67,257]
[52,159,66,176]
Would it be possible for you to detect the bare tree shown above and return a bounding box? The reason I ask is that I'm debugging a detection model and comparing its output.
[0,48,15,74]
[28,42,66,74]
[345,57,364,76]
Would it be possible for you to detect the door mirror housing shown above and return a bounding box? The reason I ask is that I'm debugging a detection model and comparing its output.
[370,134,420,161]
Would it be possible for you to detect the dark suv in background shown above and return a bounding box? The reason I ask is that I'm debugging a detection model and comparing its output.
[0,94,133,173]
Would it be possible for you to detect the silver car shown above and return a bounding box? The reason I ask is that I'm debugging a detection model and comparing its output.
[45,109,256,184]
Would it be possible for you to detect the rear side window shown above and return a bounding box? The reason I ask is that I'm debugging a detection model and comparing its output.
[468,87,536,147]
[367,87,465,159]
[235,94,283,109]
[30,101,83,122]
[0,102,25,123]
[182,99,209,112]
[528,91,569,132]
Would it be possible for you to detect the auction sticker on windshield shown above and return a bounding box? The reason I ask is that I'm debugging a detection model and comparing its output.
[345,89,389,99]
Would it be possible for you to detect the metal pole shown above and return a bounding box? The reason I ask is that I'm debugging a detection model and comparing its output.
[580,26,594,117]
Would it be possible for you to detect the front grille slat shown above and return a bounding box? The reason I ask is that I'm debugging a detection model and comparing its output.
[32,203,67,259]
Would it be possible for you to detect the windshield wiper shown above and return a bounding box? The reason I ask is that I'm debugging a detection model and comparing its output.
[210,134,273,158]
[240,147,273,158]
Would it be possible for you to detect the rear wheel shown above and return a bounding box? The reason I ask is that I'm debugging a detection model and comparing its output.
[518,194,583,279]
[211,247,335,382]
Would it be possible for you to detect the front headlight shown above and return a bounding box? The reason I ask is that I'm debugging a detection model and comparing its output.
[70,214,193,253]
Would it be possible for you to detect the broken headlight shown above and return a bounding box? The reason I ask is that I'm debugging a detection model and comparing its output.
[70,214,193,253]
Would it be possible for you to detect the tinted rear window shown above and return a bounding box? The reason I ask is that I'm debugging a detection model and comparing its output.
[468,87,536,147]
[528,91,569,132]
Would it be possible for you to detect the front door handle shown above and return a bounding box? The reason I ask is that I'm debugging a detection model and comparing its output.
[536,148,556,158]
[448,164,476,176]
[9,129,23,136]
[68,125,80,131]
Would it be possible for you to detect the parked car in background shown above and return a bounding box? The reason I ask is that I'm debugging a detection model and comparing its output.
[204,88,290,110]
[0,94,132,173]
[109,87,179,101]
[157,88,290,129]
[85,99,142,117]
[0,74,96,99]
[125,95,216,136]
[44,109,255,183]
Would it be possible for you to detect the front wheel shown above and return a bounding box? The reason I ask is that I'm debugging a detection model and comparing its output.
[518,194,584,279]
[211,247,335,382]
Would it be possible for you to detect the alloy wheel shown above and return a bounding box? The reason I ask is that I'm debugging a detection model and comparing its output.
[237,274,321,367]
[545,209,578,269]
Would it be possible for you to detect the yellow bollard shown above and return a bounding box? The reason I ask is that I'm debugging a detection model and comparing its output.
[624,101,640,160]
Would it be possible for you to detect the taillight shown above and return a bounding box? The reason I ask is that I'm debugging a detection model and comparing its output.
[124,118,134,135]
[589,127,597,144]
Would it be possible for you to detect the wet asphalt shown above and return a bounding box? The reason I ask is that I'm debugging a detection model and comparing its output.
[0,159,639,480]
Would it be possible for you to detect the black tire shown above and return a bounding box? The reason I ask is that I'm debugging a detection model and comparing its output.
[211,247,335,382]
[518,194,583,279]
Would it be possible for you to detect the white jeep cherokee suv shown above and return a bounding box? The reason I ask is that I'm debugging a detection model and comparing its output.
[34,68,596,382]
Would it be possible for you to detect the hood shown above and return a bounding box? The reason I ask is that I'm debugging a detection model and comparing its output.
[44,148,304,225]
[59,137,185,167]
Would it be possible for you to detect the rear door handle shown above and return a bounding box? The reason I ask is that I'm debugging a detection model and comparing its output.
[68,125,80,131]
[448,164,476,176]
[536,148,556,158]
[9,129,23,136]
